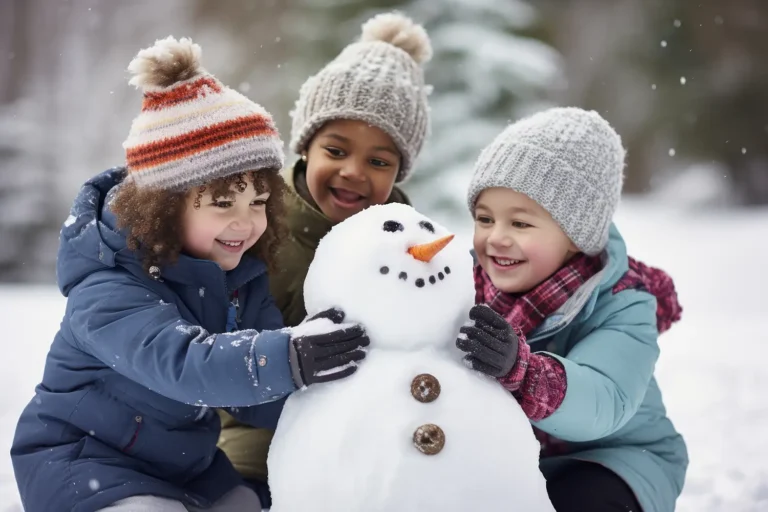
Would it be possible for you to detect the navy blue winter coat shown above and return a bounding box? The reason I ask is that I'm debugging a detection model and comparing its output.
[11,168,296,512]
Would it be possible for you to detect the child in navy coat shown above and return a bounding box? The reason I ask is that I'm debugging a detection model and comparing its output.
[11,36,367,512]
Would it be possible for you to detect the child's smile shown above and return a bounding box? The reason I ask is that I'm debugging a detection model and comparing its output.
[216,239,246,252]
[489,256,525,270]
[329,185,367,211]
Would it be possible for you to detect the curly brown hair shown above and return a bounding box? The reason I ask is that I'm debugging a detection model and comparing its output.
[112,170,287,275]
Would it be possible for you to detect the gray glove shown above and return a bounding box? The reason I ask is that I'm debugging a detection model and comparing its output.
[456,305,519,378]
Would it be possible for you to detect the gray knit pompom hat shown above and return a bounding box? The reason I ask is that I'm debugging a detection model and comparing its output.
[467,107,626,255]
[289,12,432,182]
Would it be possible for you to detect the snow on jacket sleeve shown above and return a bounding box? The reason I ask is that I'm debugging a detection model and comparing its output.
[531,289,660,442]
[68,276,297,408]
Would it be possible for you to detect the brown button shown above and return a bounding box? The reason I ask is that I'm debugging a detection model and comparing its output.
[413,424,445,455]
[411,374,441,403]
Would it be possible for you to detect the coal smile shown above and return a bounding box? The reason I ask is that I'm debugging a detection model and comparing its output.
[379,265,452,288]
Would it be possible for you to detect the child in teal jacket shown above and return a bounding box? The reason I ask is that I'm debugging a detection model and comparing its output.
[457,107,688,512]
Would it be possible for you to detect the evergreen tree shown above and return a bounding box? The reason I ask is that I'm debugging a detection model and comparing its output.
[404,0,564,224]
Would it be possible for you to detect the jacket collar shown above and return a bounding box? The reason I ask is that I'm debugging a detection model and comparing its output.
[527,224,630,341]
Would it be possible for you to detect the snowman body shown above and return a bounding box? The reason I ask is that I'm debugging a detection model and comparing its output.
[268,204,554,512]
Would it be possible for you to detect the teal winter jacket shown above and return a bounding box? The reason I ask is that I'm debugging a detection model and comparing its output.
[529,225,688,512]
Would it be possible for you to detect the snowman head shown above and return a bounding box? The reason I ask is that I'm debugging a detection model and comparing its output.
[304,203,474,351]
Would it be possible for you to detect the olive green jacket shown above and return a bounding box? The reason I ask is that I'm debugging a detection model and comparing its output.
[218,161,411,482]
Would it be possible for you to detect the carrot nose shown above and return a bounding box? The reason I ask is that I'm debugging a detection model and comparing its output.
[407,235,454,263]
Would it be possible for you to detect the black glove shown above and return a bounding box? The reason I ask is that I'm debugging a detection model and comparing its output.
[456,305,519,378]
[289,308,370,387]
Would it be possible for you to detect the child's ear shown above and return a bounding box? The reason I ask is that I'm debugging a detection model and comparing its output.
[566,240,580,260]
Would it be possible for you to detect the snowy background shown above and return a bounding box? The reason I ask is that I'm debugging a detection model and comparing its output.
[1,0,767,510]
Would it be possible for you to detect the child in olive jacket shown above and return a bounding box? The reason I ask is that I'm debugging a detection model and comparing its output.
[217,12,432,504]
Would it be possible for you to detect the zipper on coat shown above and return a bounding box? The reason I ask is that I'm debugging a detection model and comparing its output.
[122,415,143,452]
[232,290,241,323]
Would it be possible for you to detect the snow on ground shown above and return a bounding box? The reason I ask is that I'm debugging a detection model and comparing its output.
[0,200,766,511]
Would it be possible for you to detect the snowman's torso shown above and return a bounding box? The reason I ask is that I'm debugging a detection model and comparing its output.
[268,348,555,512]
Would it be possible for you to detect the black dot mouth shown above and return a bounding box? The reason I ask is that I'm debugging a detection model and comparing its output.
[380,266,452,288]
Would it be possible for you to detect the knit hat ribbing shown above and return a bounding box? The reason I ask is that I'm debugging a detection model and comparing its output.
[289,12,432,182]
[467,107,625,255]
[123,36,284,191]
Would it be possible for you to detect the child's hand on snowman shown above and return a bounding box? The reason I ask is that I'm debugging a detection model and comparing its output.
[456,305,519,378]
[288,308,370,388]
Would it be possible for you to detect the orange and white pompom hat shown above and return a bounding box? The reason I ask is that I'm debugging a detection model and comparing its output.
[122,36,284,191]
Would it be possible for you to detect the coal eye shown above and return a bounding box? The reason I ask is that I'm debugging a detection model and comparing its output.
[419,220,435,233]
[383,220,404,233]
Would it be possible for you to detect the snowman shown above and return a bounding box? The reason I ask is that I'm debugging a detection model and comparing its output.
[268,203,554,512]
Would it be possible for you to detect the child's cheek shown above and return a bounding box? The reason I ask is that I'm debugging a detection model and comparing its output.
[182,218,216,256]
[252,216,268,244]
[522,239,560,271]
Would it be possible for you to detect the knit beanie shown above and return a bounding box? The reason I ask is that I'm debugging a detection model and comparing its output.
[289,12,432,182]
[467,107,625,255]
[123,36,284,191]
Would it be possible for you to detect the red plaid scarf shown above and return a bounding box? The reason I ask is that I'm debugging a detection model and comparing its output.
[613,258,683,333]
[474,253,604,337]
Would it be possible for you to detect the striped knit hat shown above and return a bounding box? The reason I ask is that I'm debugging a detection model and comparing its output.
[123,36,284,191]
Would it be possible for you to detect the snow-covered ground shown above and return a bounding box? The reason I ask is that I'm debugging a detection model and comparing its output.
[1,200,766,511]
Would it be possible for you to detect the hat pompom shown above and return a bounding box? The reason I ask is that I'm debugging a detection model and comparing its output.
[128,36,204,90]
[360,12,432,65]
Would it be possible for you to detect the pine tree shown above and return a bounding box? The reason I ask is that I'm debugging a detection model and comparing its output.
[403,0,563,224]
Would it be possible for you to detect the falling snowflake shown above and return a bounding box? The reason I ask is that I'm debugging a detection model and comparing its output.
[88,479,100,491]
[742,148,747,154]
[669,148,676,157]
[661,40,667,48]
[674,19,682,28]
[651,84,657,90]
[680,77,687,85]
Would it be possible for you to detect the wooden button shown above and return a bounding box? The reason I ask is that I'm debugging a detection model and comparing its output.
[411,374,441,403]
[413,424,445,455]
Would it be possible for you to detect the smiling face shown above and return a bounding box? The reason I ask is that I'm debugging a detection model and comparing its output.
[304,203,475,351]
[472,188,579,293]
[304,119,401,223]
[181,175,271,271]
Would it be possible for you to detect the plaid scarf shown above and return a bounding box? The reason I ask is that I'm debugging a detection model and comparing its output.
[613,257,682,333]
[474,253,604,337]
